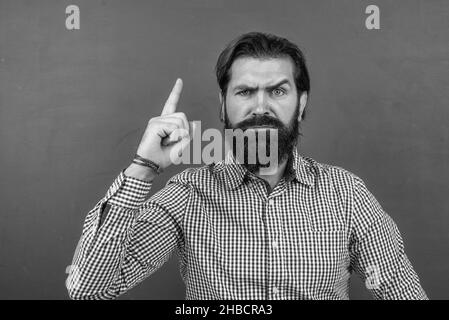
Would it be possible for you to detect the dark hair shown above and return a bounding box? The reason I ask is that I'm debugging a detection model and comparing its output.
[215,31,310,120]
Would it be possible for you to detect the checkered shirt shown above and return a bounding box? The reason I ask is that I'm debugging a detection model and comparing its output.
[67,148,428,300]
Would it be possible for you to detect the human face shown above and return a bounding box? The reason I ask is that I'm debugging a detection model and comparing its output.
[220,57,307,170]
[223,56,300,127]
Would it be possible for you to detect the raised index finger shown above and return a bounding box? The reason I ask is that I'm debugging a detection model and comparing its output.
[161,78,183,116]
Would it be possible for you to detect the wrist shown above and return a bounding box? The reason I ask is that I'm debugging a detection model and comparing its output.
[124,163,158,182]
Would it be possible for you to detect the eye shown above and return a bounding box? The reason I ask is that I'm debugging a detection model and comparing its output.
[272,88,286,96]
[237,89,250,96]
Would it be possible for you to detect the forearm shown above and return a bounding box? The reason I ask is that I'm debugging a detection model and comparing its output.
[68,205,138,299]
[67,168,189,300]
[67,169,154,299]
[97,163,157,226]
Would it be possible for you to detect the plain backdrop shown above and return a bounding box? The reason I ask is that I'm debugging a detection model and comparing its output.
[0,0,448,299]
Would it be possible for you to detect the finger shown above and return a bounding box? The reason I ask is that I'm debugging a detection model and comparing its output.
[155,122,179,140]
[162,127,189,146]
[163,113,189,135]
[161,78,183,116]
[158,116,185,130]
[156,119,183,147]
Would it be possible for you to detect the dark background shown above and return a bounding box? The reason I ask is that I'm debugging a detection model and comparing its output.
[0,0,448,299]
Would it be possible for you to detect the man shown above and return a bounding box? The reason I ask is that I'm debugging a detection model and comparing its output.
[67,32,427,300]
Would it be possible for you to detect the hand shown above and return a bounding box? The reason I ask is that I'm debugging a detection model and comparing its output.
[134,78,195,170]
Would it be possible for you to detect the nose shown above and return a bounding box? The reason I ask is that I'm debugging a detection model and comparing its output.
[251,90,270,116]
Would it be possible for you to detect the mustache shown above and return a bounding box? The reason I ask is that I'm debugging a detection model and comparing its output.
[232,115,285,131]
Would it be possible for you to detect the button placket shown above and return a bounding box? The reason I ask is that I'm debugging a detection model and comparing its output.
[266,196,282,300]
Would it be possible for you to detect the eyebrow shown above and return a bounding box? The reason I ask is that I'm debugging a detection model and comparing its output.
[232,79,292,92]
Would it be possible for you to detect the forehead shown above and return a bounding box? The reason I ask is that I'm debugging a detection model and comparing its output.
[229,56,295,87]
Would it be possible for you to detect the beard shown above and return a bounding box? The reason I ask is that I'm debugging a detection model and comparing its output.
[224,105,300,174]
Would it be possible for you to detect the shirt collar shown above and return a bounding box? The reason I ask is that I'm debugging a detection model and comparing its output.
[216,147,316,190]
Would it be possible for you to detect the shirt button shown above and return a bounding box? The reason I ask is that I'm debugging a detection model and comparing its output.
[272,241,278,249]
[268,199,274,206]
[273,287,279,294]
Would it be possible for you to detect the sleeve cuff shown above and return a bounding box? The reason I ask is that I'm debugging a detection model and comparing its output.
[103,168,153,210]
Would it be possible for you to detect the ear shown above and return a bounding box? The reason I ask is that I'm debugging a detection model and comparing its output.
[298,91,308,122]
[219,92,225,122]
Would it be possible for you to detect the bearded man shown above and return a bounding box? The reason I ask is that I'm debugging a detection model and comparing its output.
[67,32,427,300]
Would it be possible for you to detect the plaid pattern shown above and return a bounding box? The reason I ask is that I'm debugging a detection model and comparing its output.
[67,148,428,300]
